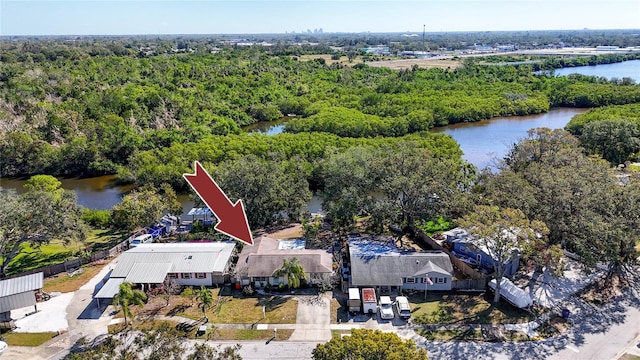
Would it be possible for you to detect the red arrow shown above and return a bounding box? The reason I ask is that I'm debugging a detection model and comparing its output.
[183,161,253,246]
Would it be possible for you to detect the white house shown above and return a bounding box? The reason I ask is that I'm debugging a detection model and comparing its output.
[235,236,333,288]
[94,242,236,306]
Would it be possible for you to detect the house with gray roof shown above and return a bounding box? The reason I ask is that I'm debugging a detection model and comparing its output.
[235,236,333,288]
[348,237,454,292]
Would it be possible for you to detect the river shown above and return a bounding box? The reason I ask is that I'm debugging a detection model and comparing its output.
[552,59,640,82]
[0,108,582,210]
[430,108,587,170]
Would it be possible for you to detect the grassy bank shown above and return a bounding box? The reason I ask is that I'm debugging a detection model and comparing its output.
[6,228,127,276]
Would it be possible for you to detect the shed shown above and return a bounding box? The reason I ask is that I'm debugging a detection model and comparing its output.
[0,272,44,321]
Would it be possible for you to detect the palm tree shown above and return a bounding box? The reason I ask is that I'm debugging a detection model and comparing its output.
[113,282,147,327]
[274,257,305,289]
[194,286,214,322]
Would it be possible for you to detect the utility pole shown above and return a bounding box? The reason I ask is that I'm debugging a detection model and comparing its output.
[423,24,426,48]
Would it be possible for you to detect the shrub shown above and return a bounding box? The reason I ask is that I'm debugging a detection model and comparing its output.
[242,285,254,296]
[82,209,112,228]
[181,286,194,299]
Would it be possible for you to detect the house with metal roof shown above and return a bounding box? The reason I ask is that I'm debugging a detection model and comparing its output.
[235,236,333,288]
[94,242,236,306]
[0,272,44,326]
[348,237,454,292]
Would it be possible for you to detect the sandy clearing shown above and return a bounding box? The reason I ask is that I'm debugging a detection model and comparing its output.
[367,58,462,70]
[261,224,304,240]
[12,292,74,333]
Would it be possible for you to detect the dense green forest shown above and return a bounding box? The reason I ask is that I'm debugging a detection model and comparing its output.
[564,103,640,164]
[2,38,640,182]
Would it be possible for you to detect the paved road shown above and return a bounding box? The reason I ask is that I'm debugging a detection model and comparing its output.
[3,257,640,360]
[195,340,320,360]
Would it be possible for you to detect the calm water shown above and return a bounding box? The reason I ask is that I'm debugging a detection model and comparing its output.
[243,116,290,135]
[0,109,584,209]
[430,108,587,170]
[0,174,323,214]
[0,175,135,209]
[552,59,640,82]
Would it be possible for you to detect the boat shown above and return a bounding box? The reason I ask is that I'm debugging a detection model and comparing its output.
[488,277,533,309]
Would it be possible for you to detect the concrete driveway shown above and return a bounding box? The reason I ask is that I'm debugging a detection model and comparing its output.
[288,293,331,341]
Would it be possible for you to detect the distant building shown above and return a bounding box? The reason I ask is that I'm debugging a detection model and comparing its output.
[363,46,390,56]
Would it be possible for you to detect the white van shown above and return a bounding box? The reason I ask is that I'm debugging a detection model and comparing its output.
[395,296,411,320]
[129,234,153,248]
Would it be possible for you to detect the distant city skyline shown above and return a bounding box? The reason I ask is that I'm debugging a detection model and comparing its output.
[1,0,639,36]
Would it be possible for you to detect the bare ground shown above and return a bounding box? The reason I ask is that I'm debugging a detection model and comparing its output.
[260,223,304,240]
[366,58,462,70]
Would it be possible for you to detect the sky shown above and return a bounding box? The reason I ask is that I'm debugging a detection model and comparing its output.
[1,0,639,36]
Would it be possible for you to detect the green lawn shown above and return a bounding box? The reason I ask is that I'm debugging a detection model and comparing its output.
[208,291,297,324]
[330,298,349,324]
[408,292,534,325]
[620,355,640,360]
[6,228,128,275]
[1,331,59,346]
[138,288,298,325]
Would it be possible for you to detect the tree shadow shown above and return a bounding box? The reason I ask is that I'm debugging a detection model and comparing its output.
[167,304,191,317]
[257,295,290,312]
[420,291,637,360]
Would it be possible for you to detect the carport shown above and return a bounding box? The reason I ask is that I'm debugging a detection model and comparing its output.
[94,278,125,308]
[0,272,44,325]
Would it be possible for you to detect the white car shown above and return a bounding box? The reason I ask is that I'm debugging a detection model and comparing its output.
[378,296,394,320]
[0,340,8,355]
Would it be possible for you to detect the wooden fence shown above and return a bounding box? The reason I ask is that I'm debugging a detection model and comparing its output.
[452,278,487,290]
[3,236,132,281]
[410,225,487,282]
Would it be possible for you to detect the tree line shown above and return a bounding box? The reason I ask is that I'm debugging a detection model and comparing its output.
[2,42,640,178]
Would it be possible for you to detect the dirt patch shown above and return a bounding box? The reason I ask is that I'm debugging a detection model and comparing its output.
[298,54,363,66]
[261,223,303,240]
[367,58,462,70]
[579,272,626,304]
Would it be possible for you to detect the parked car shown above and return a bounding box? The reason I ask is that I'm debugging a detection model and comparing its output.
[395,296,412,320]
[0,339,7,355]
[129,234,153,248]
[379,296,394,320]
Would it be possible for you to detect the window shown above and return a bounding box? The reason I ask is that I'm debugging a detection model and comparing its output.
[254,277,267,282]
[405,277,415,284]
[436,278,445,284]
[181,273,192,279]
[168,273,178,279]
[196,273,207,279]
